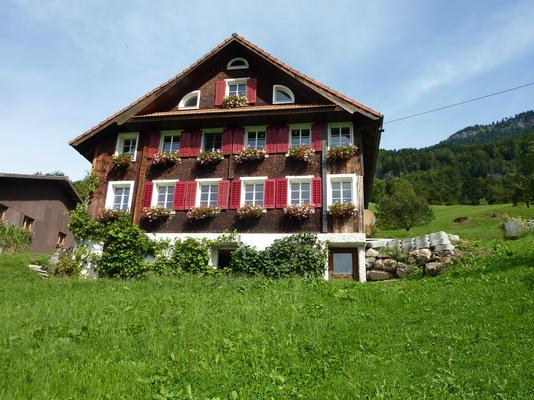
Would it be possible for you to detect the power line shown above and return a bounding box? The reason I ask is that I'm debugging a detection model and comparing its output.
[384,81,534,124]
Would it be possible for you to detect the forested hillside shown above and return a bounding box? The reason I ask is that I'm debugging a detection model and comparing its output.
[373,110,534,205]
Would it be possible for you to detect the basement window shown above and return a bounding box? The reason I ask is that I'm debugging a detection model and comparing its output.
[22,216,34,232]
[178,90,200,110]
[57,232,67,247]
[0,204,6,221]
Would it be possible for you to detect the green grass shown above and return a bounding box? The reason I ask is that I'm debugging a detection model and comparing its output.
[372,203,534,240]
[1,235,534,399]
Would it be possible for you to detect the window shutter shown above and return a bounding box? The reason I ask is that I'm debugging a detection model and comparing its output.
[142,181,153,209]
[173,182,187,210]
[147,131,161,158]
[184,181,197,209]
[246,78,257,104]
[215,80,226,106]
[180,132,191,157]
[189,130,202,157]
[311,177,322,207]
[229,179,241,209]
[311,123,323,152]
[275,178,288,209]
[276,126,289,153]
[264,179,276,209]
[232,127,245,153]
[222,128,234,155]
[217,180,230,209]
[265,126,277,153]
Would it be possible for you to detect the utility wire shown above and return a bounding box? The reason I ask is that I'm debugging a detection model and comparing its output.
[384,81,534,124]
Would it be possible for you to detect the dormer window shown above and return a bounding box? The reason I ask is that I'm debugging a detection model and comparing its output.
[226,78,247,98]
[178,90,200,110]
[272,85,295,104]
[227,57,249,70]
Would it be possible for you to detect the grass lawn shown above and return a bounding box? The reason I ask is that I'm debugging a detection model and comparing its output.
[1,205,533,399]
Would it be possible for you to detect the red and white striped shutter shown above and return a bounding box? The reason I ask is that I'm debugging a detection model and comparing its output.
[311,177,322,207]
[217,180,230,209]
[264,179,276,209]
[173,182,187,210]
[222,128,234,155]
[265,126,277,153]
[142,181,153,209]
[246,78,257,104]
[189,130,202,157]
[229,179,241,209]
[184,181,197,209]
[275,178,288,209]
[232,127,245,153]
[215,80,226,106]
[276,126,289,153]
[147,131,161,158]
[311,123,322,152]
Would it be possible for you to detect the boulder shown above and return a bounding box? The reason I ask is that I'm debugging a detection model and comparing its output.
[383,259,397,272]
[396,262,418,278]
[448,234,460,242]
[433,243,454,251]
[365,248,379,258]
[365,257,376,269]
[367,270,396,281]
[374,259,385,270]
[410,249,432,265]
[424,262,444,276]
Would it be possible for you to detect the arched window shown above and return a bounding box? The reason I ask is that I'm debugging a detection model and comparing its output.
[227,57,249,70]
[272,85,295,104]
[178,90,200,110]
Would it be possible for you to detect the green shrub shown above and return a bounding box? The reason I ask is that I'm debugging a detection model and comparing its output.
[170,238,211,275]
[48,249,82,277]
[67,204,104,241]
[228,245,263,275]
[0,222,31,253]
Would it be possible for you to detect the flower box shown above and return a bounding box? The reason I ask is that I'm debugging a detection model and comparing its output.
[326,145,358,161]
[221,95,247,108]
[286,145,316,162]
[236,204,266,219]
[197,149,224,165]
[97,208,127,222]
[283,204,315,219]
[152,151,181,167]
[328,202,356,218]
[112,153,132,168]
[140,207,171,223]
[235,147,268,164]
[187,206,221,221]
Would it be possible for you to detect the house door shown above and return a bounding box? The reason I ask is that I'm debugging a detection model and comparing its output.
[328,248,358,280]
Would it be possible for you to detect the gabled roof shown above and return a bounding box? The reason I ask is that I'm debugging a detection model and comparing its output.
[0,173,82,204]
[69,34,381,148]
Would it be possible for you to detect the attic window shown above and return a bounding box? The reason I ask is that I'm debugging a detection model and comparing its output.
[272,85,295,104]
[178,90,200,110]
[227,57,249,70]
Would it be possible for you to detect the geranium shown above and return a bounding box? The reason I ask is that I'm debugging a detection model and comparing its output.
[236,204,266,219]
[186,206,220,221]
[112,153,132,168]
[328,202,356,218]
[140,207,171,223]
[283,204,315,219]
[326,145,358,161]
[234,147,268,164]
[153,151,181,167]
[286,145,316,162]
[198,149,224,165]
[97,208,128,222]
[221,95,247,108]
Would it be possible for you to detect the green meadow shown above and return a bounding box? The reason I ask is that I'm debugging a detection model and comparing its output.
[1,204,533,399]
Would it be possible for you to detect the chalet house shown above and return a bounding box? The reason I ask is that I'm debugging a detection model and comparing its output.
[69,34,383,281]
[0,173,81,252]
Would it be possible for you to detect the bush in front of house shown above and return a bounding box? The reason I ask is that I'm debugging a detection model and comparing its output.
[227,245,264,275]
[170,238,211,275]
[0,220,31,253]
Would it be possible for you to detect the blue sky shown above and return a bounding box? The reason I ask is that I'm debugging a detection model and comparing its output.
[1,0,533,180]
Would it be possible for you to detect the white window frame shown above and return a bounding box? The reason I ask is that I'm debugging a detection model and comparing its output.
[195,178,222,207]
[151,180,178,211]
[272,84,295,104]
[244,126,267,149]
[178,90,200,110]
[328,122,354,149]
[326,174,358,206]
[286,175,314,205]
[159,130,182,153]
[240,176,268,207]
[201,128,224,152]
[225,78,249,98]
[227,57,249,70]
[105,181,135,211]
[115,132,139,161]
[288,123,312,147]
